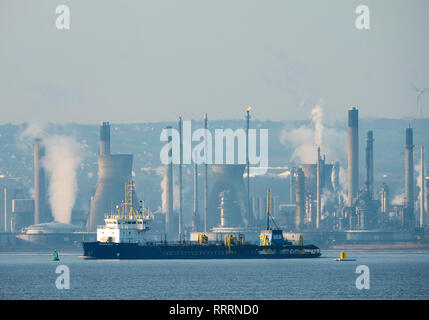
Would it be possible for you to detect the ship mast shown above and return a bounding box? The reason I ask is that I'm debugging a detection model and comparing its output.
[266,188,271,230]
[119,180,140,219]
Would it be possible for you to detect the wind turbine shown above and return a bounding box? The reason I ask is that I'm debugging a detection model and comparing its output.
[411,83,429,119]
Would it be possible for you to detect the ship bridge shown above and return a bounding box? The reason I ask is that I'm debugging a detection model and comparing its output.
[97,181,150,244]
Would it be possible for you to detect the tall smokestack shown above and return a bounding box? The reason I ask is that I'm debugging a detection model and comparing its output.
[425,177,429,227]
[178,117,183,240]
[347,107,359,206]
[316,147,322,229]
[419,146,425,228]
[404,127,414,229]
[380,183,389,214]
[365,131,374,199]
[295,167,305,230]
[34,138,46,224]
[290,166,296,204]
[246,107,251,227]
[192,163,199,231]
[203,114,208,233]
[3,188,8,232]
[99,122,110,156]
[165,126,174,235]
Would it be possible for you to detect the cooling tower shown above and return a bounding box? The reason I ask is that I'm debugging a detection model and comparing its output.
[87,122,133,231]
[219,191,237,227]
[34,138,47,225]
[87,155,133,231]
[404,127,414,229]
[348,107,359,206]
[299,163,333,196]
[208,164,247,228]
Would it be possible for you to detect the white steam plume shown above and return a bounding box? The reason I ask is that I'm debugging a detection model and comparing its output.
[156,166,179,213]
[391,193,404,206]
[20,123,45,141]
[415,156,423,212]
[156,166,168,213]
[280,103,346,164]
[42,135,83,224]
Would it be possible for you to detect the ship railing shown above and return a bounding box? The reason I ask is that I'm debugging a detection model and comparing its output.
[97,224,148,230]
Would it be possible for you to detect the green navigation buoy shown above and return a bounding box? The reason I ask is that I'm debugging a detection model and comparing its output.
[52,250,60,261]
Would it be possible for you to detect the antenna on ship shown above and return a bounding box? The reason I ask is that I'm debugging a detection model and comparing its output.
[266,188,271,230]
[266,188,280,231]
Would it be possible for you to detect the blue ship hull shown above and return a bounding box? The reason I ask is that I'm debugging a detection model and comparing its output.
[82,241,321,259]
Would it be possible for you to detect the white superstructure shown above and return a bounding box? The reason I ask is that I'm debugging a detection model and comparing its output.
[97,215,149,243]
[96,180,150,244]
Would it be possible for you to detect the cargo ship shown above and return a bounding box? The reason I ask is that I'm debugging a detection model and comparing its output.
[82,182,321,259]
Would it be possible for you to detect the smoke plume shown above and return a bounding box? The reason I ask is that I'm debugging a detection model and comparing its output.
[42,135,83,224]
[157,166,168,213]
[20,123,45,141]
[415,156,424,211]
[391,193,404,206]
[280,104,346,164]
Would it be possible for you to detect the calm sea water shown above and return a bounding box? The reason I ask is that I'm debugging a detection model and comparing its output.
[0,249,428,300]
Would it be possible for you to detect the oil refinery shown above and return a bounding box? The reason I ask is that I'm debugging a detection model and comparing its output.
[0,107,428,249]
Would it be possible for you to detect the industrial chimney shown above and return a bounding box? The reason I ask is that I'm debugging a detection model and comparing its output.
[164,126,174,236]
[404,127,414,229]
[420,146,425,228]
[295,167,305,231]
[178,117,183,240]
[347,107,359,206]
[289,166,296,204]
[380,183,389,214]
[425,177,429,228]
[246,107,251,227]
[203,114,208,232]
[99,122,110,156]
[365,131,374,199]
[316,147,324,229]
[192,162,199,231]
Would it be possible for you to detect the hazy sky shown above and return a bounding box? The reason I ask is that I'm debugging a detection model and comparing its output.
[1,0,428,124]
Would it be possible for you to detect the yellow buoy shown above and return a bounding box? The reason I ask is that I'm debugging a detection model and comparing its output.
[334,251,355,261]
